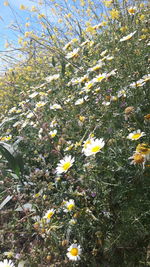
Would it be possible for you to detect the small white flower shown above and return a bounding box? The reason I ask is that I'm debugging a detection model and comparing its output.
[45,74,60,82]
[100,49,108,57]
[82,138,105,156]
[66,48,80,59]
[64,199,75,212]
[75,98,84,105]
[130,79,145,87]
[117,89,126,98]
[94,73,107,82]
[67,244,82,261]
[0,259,15,267]
[82,80,95,91]
[119,31,136,42]
[74,96,88,105]
[43,209,55,222]
[69,219,77,225]
[142,74,150,82]
[102,101,111,106]
[56,155,74,174]
[49,129,57,138]
[29,91,39,98]
[35,101,46,108]
[27,112,34,119]
[127,130,146,140]
[88,62,103,72]
[50,120,58,128]
[3,251,14,258]
[50,104,62,110]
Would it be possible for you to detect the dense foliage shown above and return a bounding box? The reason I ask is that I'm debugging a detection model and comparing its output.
[0,0,150,266]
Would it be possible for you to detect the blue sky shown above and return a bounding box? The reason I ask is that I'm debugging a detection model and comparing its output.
[0,0,103,72]
[0,0,34,50]
[0,0,44,71]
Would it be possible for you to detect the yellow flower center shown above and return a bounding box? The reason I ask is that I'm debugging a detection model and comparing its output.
[63,162,71,171]
[47,212,54,219]
[91,145,101,153]
[70,248,78,256]
[97,76,104,81]
[128,8,136,14]
[132,133,141,139]
[67,204,75,211]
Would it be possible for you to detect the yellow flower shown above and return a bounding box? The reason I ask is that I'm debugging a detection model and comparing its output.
[4,1,9,6]
[139,14,145,21]
[144,114,150,120]
[103,0,113,8]
[0,135,12,141]
[129,152,145,165]
[136,144,150,157]
[38,13,46,19]
[110,9,119,20]
[79,116,85,122]
[120,26,128,33]
[20,4,26,10]
[31,6,37,12]
[25,22,30,27]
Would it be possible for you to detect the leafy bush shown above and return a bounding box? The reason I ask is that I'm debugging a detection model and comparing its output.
[0,0,150,266]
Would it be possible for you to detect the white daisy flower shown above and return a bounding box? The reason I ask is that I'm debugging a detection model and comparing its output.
[27,112,34,119]
[88,62,103,72]
[127,130,146,140]
[82,138,105,156]
[75,98,84,105]
[43,209,55,222]
[3,251,14,258]
[45,74,60,83]
[94,73,107,82]
[130,79,145,87]
[119,31,136,42]
[56,155,74,174]
[49,129,57,138]
[66,48,80,59]
[29,91,39,98]
[35,101,46,108]
[50,104,62,110]
[74,96,88,105]
[0,259,15,267]
[67,244,82,261]
[50,120,58,128]
[64,199,75,212]
[142,74,150,82]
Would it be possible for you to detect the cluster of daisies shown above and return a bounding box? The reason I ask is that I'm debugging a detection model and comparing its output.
[55,136,105,175]
[127,130,150,167]
[0,243,82,264]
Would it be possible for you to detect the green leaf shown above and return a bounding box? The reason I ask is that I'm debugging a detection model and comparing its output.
[0,141,24,178]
